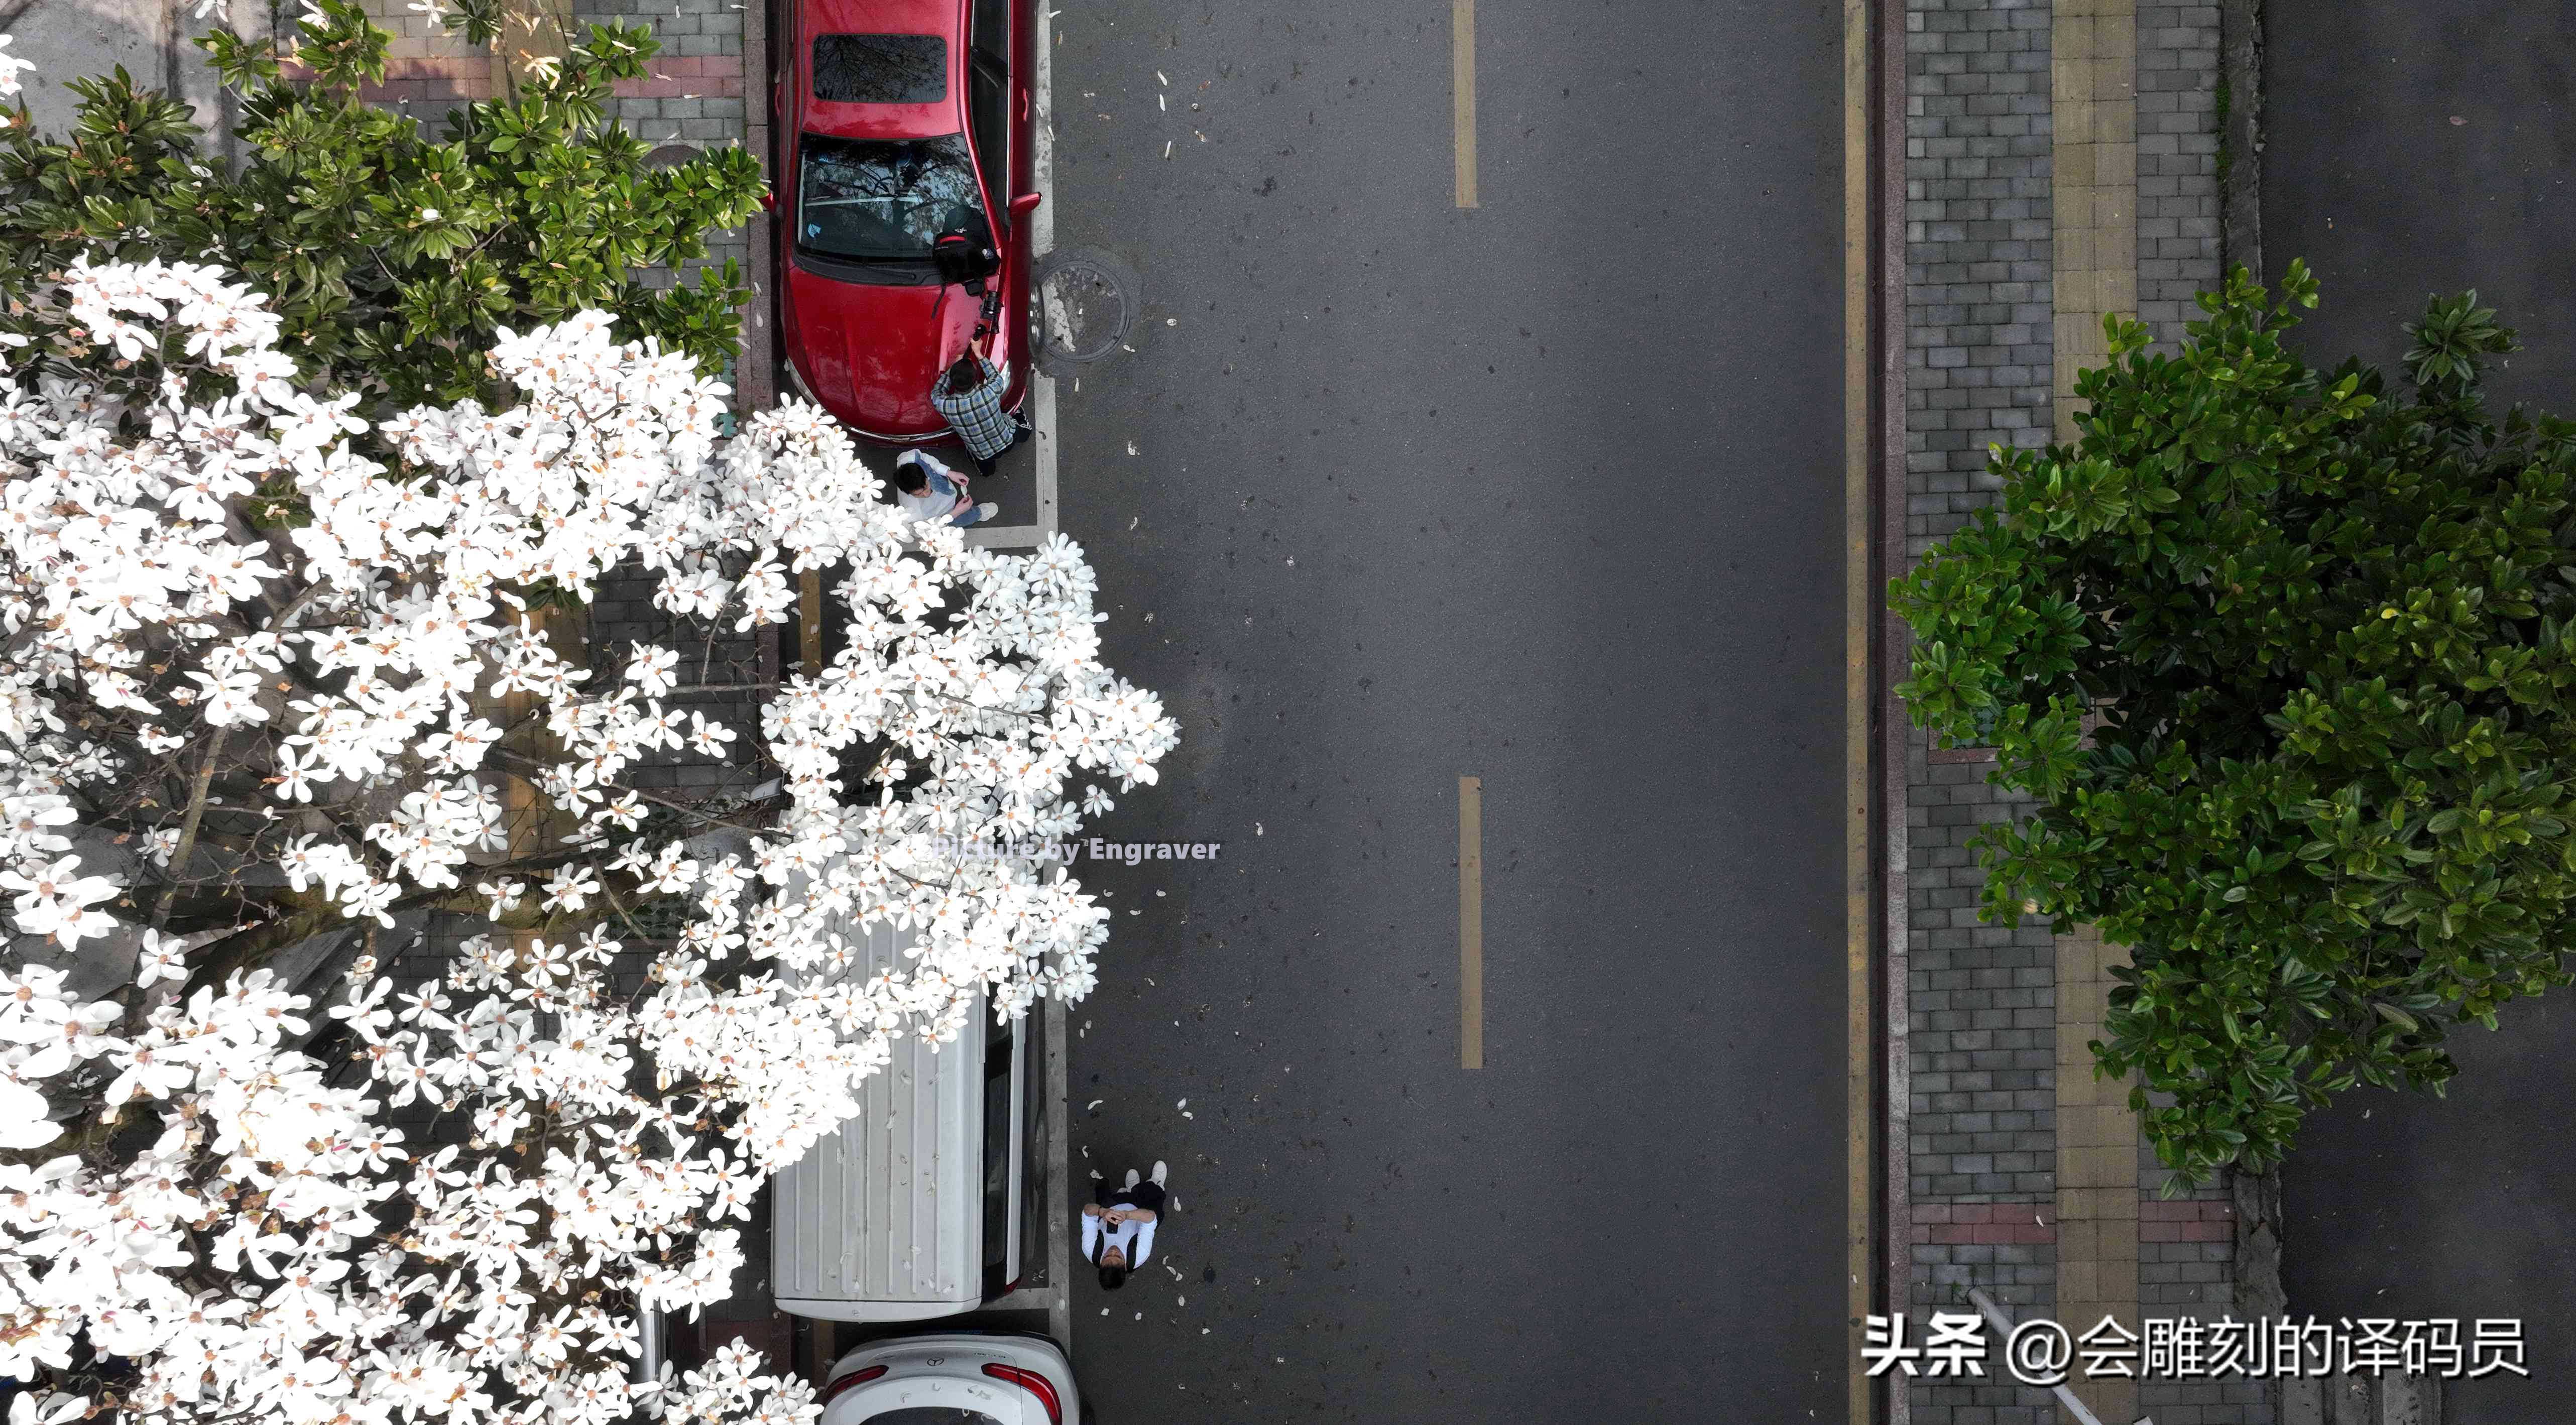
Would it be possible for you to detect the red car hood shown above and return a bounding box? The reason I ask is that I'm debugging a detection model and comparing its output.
[784,264,980,438]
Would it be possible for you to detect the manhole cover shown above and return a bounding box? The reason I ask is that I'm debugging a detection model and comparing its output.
[1032,247,1140,375]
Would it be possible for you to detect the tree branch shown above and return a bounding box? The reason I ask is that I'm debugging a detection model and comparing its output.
[160,811,776,1006]
[488,747,779,835]
[173,898,341,1001]
[152,729,230,930]
[260,575,336,634]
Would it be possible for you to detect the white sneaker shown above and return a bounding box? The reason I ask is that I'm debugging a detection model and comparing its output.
[974,502,999,521]
[1150,1160,1168,1186]
[1122,1168,1140,1190]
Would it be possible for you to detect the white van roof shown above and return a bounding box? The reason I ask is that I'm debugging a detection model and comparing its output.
[772,917,986,1322]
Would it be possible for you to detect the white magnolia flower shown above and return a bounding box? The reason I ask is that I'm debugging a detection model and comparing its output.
[541,865,600,913]
[134,929,186,987]
[1,855,123,948]
[0,1079,61,1149]
[273,743,321,801]
[0,36,31,99]
[0,253,1173,1425]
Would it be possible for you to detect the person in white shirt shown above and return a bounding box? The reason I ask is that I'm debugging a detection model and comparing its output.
[892,448,997,528]
[1080,1160,1167,1291]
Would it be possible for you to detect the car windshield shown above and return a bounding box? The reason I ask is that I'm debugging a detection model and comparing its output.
[797,133,987,264]
[860,1412,1001,1425]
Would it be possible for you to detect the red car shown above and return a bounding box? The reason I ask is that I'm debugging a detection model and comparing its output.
[775,0,1039,442]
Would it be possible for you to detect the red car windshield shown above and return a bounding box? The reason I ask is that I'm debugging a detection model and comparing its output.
[796,133,987,264]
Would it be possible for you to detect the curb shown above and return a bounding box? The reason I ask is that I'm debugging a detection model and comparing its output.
[2215,9,2286,1414]
[1872,0,1914,1411]
[1847,0,1913,1418]
[2219,0,2264,282]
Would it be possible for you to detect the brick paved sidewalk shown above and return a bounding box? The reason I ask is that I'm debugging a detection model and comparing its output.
[1899,2,2263,1421]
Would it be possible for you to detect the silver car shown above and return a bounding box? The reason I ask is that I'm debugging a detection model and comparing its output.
[817,1332,1084,1425]
[771,916,1048,1322]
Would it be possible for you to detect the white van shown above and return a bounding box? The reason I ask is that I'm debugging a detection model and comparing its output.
[772,920,1048,1321]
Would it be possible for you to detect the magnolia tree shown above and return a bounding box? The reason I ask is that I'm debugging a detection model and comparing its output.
[0,233,1175,1422]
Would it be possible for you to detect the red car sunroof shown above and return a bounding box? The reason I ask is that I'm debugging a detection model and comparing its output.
[812,33,947,104]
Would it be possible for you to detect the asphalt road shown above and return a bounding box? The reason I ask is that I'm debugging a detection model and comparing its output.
[2264,7,2576,1421]
[1040,3,1851,1420]
[2261,1,2576,410]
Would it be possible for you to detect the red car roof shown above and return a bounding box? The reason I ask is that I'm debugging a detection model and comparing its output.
[806,0,952,28]
[796,0,965,141]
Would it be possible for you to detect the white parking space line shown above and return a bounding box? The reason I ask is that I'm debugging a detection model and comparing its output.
[1028,4,1065,1356]
[965,0,1060,553]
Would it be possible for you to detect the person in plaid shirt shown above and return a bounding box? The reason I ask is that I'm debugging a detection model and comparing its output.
[930,351,1033,476]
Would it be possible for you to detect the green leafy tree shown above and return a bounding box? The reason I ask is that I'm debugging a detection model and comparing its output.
[0,0,763,424]
[1893,260,2576,1186]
